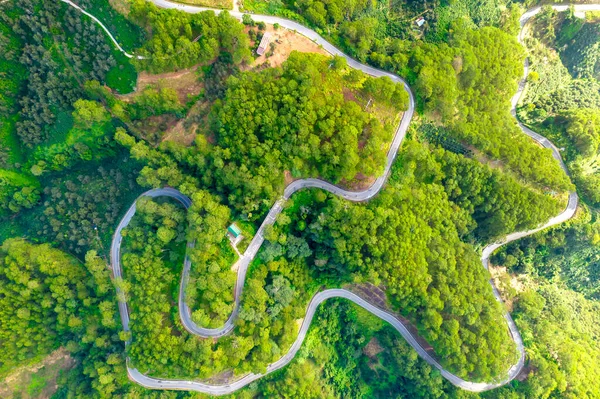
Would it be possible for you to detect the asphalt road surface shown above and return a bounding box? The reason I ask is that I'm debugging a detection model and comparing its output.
[64,0,598,395]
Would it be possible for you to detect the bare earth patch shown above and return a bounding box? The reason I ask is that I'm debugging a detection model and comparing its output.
[251,25,328,69]
[363,337,384,358]
[489,265,528,311]
[108,0,131,16]
[121,66,203,104]
[0,348,75,399]
[162,100,211,146]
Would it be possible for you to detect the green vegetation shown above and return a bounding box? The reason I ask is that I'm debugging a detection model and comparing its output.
[1,0,597,398]
[520,8,600,206]
[129,0,251,72]
[120,52,406,219]
[560,17,600,80]
[172,0,233,10]
[0,169,40,215]
[120,196,319,378]
[259,139,563,380]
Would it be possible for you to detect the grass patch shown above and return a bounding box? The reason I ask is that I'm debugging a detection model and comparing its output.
[172,0,232,9]
[43,110,74,147]
[79,0,145,51]
[556,15,585,47]
[0,115,23,168]
[106,54,138,94]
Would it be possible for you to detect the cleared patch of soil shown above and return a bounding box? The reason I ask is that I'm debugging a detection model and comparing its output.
[0,348,76,399]
[363,337,384,358]
[162,100,211,146]
[250,25,328,69]
[108,0,131,16]
[121,67,204,104]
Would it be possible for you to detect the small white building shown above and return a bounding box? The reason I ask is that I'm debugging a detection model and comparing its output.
[227,223,243,246]
[416,17,426,27]
[257,32,272,56]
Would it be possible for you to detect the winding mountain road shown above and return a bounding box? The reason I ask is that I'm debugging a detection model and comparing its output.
[69,0,599,395]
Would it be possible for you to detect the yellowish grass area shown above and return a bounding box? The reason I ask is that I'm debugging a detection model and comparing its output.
[171,0,232,10]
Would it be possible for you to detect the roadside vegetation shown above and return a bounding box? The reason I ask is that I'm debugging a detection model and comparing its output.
[519,6,600,207]
[0,0,597,398]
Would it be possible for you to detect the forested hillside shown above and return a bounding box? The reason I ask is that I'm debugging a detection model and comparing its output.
[519,7,600,207]
[0,0,596,398]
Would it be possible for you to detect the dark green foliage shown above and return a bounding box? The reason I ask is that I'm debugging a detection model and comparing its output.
[3,0,134,148]
[560,22,600,80]
[493,220,600,300]
[0,155,142,256]
[418,123,472,156]
[76,0,146,51]
[203,53,240,101]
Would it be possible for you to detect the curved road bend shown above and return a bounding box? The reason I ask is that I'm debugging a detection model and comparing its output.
[69,0,600,395]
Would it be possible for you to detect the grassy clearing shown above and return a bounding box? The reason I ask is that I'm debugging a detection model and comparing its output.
[171,0,232,10]
[0,116,23,168]
[106,53,138,94]
[79,0,146,51]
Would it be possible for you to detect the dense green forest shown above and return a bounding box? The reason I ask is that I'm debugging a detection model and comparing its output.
[244,0,572,192]
[519,7,600,205]
[1,0,598,398]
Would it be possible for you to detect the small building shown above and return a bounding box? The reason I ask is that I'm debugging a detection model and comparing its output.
[227,223,243,245]
[415,17,426,27]
[257,32,272,56]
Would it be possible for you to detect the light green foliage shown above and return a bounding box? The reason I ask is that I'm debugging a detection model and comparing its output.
[561,108,600,158]
[412,27,571,192]
[203,52,396,217]
[73,99,109,128]
[0,169,40,214]
[28,100,115,175]
[263,140,533,380]
[0,240,86,374]
[121,196,314,378]
[127,86,183,120]
[185,190,236,328]
[362,76,409,111]
[512,285,600,399]
[130,1,251,72]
